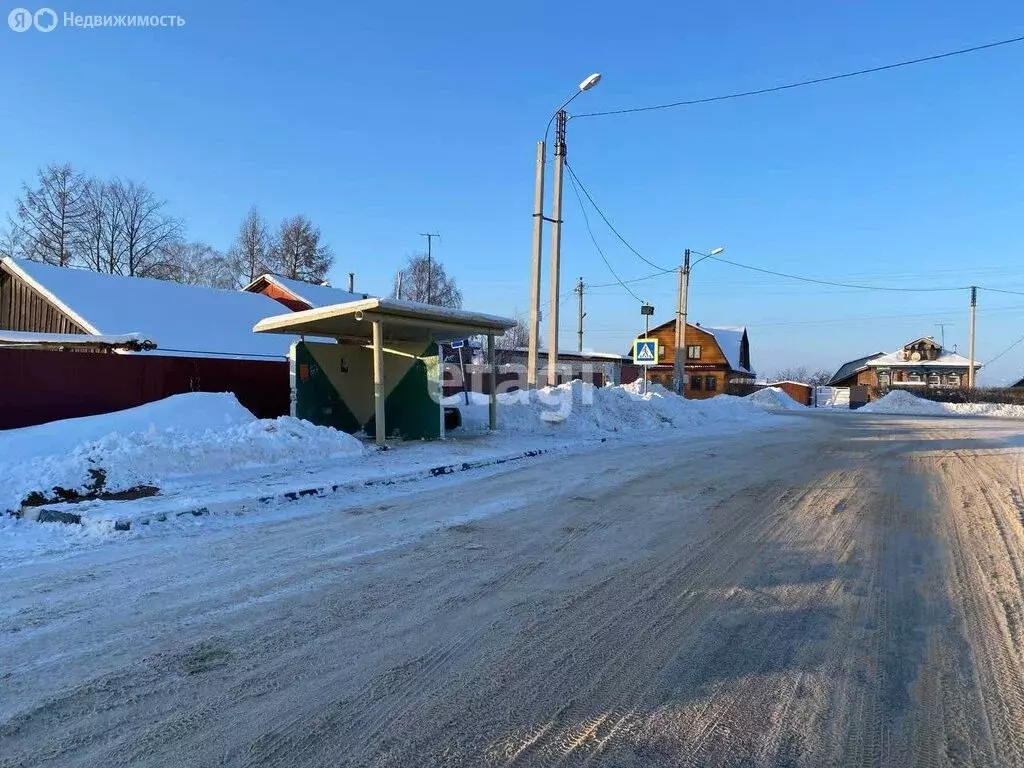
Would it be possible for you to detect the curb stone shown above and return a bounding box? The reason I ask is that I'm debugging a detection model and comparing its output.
[14,447,551,532]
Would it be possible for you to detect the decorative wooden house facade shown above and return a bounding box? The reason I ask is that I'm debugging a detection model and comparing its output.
[630,321,755,399]
[830,336,979,392]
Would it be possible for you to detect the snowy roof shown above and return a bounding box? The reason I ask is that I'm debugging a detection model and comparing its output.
[244,274,370,308]
[4,258,301,360]
[254,297,515,343]
[767,380,813,388]
[829,353,884,385]
[869,350,981,369]
[702,326,753,375]
[0,330,156,350]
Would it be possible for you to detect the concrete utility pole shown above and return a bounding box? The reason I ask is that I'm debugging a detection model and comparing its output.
[546,109,568,387]
[419,232,441,304]
[526,73,602,389]
[575,277,585,353]
[673,249,691,397]
[968,286,978,389]
[527,140,546,388]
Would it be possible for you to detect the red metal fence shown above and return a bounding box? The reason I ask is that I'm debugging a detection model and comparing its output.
[0,348,289,430]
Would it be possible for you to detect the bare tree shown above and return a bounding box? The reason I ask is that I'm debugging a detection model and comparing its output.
[391,253,462,308]
[113,180,183,276]
[74,180,125,273]
[228,206,273,285]
[13,163,90,266]
[0,221,25,259]
[152,242,236,288]
[496,309,540,350]
[773,366,834,386]
[269,215,333,283]
[808,369,834,387]
[772,366,811,384]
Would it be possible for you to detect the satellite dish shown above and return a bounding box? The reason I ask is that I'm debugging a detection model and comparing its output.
[911,351,922,362]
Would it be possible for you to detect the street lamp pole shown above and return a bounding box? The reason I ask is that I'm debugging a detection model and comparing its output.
[546,109,568,387]
[673,247,725,397]
[526,72,602,389]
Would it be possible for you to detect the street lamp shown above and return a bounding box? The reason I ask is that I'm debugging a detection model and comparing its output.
[527,73,603,389]
[674,246,726,397]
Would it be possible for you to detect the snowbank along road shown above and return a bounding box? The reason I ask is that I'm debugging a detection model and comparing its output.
[4,412,1024,766]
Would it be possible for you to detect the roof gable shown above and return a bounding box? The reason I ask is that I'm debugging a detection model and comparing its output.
[4,258,300,359]
[244,274,370,310]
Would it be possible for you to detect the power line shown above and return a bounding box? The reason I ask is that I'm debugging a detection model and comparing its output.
[565,168,647,304]
[574,35,1024,119]
[983,333,1024,366]
[564,163,672,272]
[978,286,1024,297]
[705,254,969,293]
[588,269,673,290]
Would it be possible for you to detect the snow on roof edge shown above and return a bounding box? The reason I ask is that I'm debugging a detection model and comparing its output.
[1,257,101,335]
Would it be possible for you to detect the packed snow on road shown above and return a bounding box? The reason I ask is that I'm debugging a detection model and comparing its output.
[1,382,784,547]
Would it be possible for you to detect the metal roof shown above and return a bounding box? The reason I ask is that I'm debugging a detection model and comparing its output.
[254,298,515,343]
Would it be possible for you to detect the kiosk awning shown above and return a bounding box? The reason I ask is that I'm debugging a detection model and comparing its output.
[253,298,514,343]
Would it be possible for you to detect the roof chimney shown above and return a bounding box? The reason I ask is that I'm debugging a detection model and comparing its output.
[348,272,355,292]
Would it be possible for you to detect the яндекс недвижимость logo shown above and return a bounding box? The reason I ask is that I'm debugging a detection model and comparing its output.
[8,8,184,31]
[8,7,57,31]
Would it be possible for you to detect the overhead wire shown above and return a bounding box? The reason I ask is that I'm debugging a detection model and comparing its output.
[564,163,672,273]
[565,165,647,304]
[574,35,1024,119]
[983,333,1024,366]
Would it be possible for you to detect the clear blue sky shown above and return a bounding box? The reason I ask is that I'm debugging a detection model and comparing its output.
[3,0,1023,381]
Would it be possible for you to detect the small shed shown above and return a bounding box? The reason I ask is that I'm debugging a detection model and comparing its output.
[766,380,813,406]
[254,299,515,444]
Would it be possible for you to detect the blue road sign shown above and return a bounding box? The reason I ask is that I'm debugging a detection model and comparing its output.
[450,339,466,349]
[633,339,659,366]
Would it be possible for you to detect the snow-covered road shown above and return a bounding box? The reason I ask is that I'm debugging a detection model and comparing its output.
[4,412,1024,766]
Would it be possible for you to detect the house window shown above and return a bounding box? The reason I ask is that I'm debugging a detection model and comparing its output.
[691,375,703,391]
[705,375,717,391]
[878,371,890,387]
[687,345,702,360]
[908,371,922,383]
[948,373,961,387]
[927,372,940,386]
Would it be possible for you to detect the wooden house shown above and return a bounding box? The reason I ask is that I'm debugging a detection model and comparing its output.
[830,336,979,393]
[630,321,755,398]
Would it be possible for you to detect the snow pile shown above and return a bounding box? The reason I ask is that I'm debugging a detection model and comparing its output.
[948,402,1024,418]
[0,393,364,513]
[451,380,774,437]
[857,390,1024,419]
[746,387,808,412]
[859,390,947,415]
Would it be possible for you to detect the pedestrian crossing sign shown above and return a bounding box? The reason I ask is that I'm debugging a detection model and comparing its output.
[633,339,659,366]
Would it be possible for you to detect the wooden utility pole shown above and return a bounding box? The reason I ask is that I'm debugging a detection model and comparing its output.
[968,286,977,389]
[575,277,585,353]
